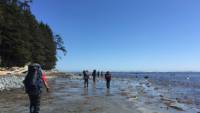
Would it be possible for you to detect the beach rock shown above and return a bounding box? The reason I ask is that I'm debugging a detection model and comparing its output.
[121,91,129,96]
[161,97,187,111]
[176,98,193,104]
[127,95,138,100]
[154,87,159,90]
[161,97,176,104]
[169,103,185,111]
[145,82,151,87]
[159,95,164,98]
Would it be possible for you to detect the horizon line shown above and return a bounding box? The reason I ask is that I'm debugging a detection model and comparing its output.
[57,70,200,73]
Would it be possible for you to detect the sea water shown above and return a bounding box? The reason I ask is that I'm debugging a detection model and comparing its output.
[112,72,200,110]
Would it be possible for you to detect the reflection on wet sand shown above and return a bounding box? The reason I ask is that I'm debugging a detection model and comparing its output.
[105,89,110,96]
[82,88,88,96]
[92,83,97,95]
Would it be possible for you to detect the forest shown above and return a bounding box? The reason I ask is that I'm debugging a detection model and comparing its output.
[0,0,66,69]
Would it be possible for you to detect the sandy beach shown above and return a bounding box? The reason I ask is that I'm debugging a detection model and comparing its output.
[0,76,140,113]
[0,73,199,113]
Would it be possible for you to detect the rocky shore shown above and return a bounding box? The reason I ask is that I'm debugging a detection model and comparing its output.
[0,75,24,91]
[0,70,78,91]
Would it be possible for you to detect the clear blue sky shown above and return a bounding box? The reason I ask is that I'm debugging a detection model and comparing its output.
[31,0,200,72]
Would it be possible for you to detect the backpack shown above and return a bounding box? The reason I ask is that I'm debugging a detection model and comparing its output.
[105,74,111,80]
[84,73,89,80]
[23,64,43,95]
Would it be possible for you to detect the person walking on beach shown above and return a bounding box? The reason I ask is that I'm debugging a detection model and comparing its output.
[92,70,97,83]
[83,70,89,88]
[23,63,50,113]
[105,71,112,89]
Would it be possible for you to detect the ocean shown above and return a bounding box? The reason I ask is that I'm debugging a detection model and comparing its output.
[112,72,200,109]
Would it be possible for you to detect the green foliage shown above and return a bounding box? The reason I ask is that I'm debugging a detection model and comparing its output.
[0,0,66,69]
[55,35,67,56]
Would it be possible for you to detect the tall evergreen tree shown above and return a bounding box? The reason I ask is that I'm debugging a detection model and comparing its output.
[0,0,66,69]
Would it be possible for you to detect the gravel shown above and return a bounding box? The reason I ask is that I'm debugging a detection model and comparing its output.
[0,75,24,91]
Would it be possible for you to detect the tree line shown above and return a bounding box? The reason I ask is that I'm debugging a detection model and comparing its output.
[0,0,67,69]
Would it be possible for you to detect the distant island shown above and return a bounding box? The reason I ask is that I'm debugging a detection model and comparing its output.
[0,0,66,70]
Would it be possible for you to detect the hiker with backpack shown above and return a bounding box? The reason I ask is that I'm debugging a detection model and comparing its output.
[92,70,97,83]
[23,63,50,113]
[83,70,89,88]
[105,71,112,89]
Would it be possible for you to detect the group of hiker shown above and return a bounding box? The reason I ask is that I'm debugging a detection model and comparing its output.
[23,63,112,113]
[83,70,112,89]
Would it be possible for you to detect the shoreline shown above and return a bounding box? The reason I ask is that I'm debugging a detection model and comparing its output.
[0,72,199,113]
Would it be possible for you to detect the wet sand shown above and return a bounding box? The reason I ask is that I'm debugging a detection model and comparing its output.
[0,76,199,113]
[0,77,141,113]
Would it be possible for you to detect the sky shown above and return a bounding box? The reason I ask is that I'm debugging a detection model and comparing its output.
[31,0,200,72]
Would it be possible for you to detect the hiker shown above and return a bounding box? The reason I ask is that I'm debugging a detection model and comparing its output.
[92,70,96,83]
[83,70,89,88]
[23,63,50,113]
[105,71,112,89]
